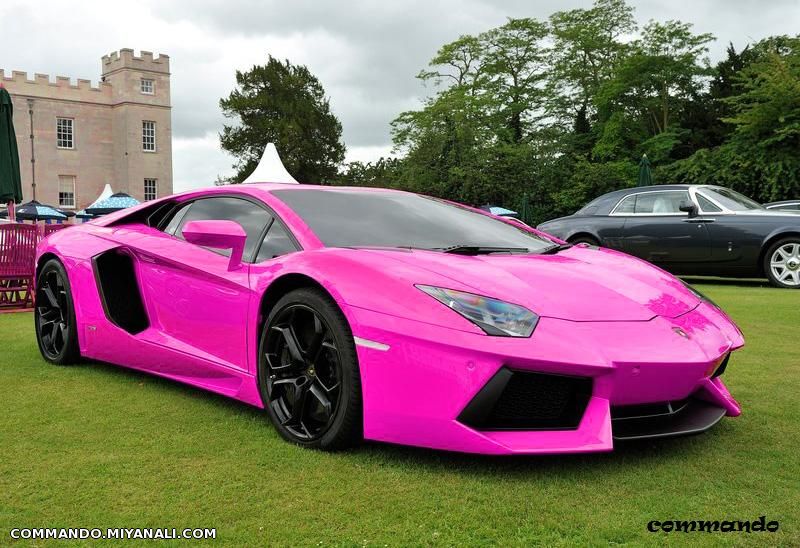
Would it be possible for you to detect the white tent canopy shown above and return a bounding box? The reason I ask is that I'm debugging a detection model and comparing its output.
[87,184,114,209]
[241,143,299,185]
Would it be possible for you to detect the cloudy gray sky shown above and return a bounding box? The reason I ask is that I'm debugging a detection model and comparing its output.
[2,0,798,191]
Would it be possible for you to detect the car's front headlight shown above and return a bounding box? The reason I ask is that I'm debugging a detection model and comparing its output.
[416,285,539,337]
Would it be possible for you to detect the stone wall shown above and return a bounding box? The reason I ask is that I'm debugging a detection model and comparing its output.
[1,49,173,210]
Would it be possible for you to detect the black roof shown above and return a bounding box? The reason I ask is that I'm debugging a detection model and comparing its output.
[576,184,700,216]
[601,184,694,198]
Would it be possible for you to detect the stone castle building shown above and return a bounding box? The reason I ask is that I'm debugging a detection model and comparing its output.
[1,49,173,210]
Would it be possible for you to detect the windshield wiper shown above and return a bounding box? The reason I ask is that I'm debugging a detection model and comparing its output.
[437,245,531,255]
[538,243,573,255]
[347,245,425,252]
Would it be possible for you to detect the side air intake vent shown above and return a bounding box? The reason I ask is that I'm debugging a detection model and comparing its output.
[93,249,149,334]
[458,368,593,431]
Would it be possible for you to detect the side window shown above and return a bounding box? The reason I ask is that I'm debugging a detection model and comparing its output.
[614,195,636,214]
[696,193,722,213]
[163,202,192,234]
[256,221,298,262]
[634,191,690,214]
[172,197,271,260]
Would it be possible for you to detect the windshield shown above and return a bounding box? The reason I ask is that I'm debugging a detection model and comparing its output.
[272,189,553,252]
[701,187,764,211]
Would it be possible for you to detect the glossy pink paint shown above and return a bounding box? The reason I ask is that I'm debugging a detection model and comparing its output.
[35,184,744,454]
[182,220,247,270]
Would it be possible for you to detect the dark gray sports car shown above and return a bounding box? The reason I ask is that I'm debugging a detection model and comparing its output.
[537,185,800,288]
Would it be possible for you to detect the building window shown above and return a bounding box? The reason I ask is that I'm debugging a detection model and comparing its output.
[144,178,158,201]
[56,118,74,149]
[140,78,154,94]
[142,121,156,152]
[58,175,76,209]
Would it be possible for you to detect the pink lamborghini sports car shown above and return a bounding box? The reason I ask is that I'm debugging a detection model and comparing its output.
[35,184,743,454]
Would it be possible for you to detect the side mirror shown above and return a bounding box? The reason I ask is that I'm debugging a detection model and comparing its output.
[679,201,698,218]
[182,220,247,270]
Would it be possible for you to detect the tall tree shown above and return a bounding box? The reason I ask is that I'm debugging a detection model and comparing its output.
[724,38,800,199]
[481,18,550,143]
[334,157,402,188]
[355,4,800,223]
[593,20,714,162]
[547,0,636,151]
[674,43,755,157]
[220,56,345,183]
[660,36,800,202]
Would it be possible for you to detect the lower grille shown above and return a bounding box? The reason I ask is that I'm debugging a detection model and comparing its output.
[458,368,593,431]
[611,399,689,420]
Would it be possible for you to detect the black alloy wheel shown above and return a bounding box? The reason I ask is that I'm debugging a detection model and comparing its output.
[258,288,362,449]
[35,259,80,364]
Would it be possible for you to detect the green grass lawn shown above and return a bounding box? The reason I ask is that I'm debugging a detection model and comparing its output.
[1,281,798,546]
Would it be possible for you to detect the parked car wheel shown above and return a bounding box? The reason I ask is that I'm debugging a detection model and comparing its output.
[568,235,600,246]
[34,259,81,364]
[764,238,800,289]
[258,288,362,450]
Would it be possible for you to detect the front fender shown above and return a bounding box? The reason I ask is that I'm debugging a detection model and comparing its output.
[248,249,484,338]
[761,227,800,249]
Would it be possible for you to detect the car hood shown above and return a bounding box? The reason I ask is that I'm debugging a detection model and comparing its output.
[536,215,575,228]
[360,246,700,322]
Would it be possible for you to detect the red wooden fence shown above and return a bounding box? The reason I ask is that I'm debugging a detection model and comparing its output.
[0,223,70,309]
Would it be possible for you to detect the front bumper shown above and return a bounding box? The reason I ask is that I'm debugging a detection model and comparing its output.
[348,302,743,455]
[612,395,727,441]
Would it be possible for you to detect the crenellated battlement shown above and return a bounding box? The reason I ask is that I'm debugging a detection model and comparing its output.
[0,69,110,93]
[101,48,170,75]
[2,47,173,208]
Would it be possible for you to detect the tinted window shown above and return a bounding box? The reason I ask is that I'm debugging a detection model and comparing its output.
[634,191,690,214]
[272,189,552,252]
[173,197,271,259]
[614,195,636,214]
[256,221,297,262]
[696,193,722,213]
[163,202,191,234]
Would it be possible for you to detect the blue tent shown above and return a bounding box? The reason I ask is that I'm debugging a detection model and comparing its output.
[85,192,140,216]
[480,205,518,217]
[0,200,66,221]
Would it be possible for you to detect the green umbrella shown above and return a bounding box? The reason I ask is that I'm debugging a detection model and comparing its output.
[637,154,653,187]
[0,87,23,218]
[519,193,533,225]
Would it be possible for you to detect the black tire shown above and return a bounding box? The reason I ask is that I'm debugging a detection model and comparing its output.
[569,235,600,247]
[34,258,81,364]
[763,237,800,289]
[257,287,362,450]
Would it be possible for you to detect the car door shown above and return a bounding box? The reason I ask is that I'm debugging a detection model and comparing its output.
[618,190,712,265]
[112,196,271,372]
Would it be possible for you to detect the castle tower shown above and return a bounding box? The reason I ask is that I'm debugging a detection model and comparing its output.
[101,49,172,199]
[1,49,173,209]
